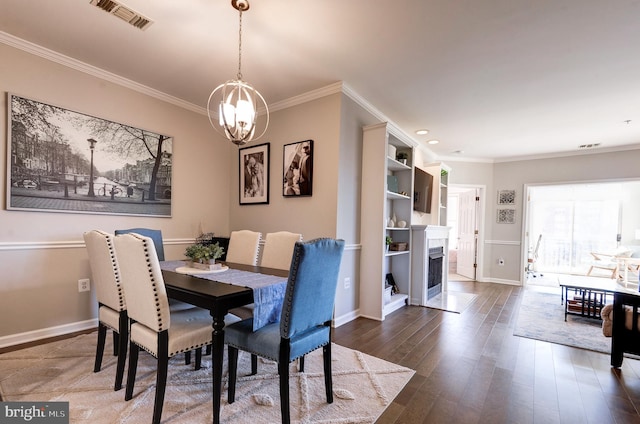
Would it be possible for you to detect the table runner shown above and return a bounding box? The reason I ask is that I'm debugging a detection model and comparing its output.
[160,261,288,330]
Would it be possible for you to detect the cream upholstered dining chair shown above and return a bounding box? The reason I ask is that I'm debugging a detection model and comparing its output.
[260,231,303,270]
[226,238,345,424]
[114,232,240,424]
[225,230,262,265]
[83,230,128,391]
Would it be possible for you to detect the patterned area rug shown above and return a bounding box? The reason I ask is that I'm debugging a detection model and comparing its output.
[0,334,414,423]
[513,288,611,354]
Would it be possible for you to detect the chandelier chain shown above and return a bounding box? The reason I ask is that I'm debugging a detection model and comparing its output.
[237,10,243,80]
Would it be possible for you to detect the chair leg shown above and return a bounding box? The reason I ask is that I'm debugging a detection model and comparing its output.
[251,354,258,375]
[94,323,107,372]
[279,361,290,423]
[323,344,333,403]
[279,340,291,424]
[113,330,119,356]
[153,355,169,424]
[195,347,202,370]
[228,346,239,403]
[299,355,305,372]
[114,312,128,391]
[125,342,139,401]
[205,344,212,356]
[185,350,191,365]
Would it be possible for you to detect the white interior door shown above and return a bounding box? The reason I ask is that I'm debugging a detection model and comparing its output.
[457,189,477,279]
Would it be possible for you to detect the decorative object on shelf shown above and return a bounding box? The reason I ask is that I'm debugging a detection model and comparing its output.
[184,242,225,270]
[497,189,516,205]
[390,242,408,251]
[385,235,393,252]
[397,220,407,228]
[206,0,268,145]
[239,142,270,205]
[387,144,397,159]
[387,217,395,227]
[396,151,408,165]
[441,169,448,177]
[386,175,399,193]
[283,140,313,197]
[385,273,399,294]
[497,208,516,224]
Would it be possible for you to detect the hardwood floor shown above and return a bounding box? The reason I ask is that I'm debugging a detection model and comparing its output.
[4,280,640,422]
[333,280,640,424]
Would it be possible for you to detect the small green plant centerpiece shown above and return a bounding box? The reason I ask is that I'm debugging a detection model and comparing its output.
[185,242,225,271]
[385,235,393,252]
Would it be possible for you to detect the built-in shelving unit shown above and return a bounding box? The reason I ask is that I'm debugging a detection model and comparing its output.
[360,122,414,320]
[424,162,451,226]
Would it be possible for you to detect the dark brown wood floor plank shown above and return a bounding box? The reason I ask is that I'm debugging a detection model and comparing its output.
[333,281,640,423]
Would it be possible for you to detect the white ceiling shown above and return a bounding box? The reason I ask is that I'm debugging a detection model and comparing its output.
[2,0,640,162]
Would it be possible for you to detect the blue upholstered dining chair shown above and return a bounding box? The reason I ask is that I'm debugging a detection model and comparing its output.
[225,238,345,423]
[114,228,165,261]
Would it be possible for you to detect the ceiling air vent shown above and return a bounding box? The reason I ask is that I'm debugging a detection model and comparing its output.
[578,143,601,149]
[90,0,153,31]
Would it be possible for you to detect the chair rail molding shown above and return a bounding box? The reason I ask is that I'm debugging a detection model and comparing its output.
[0,238,196,251]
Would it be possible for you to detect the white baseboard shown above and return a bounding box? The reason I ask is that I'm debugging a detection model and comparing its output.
[0,319,98,348]
[477,277,522,286]
[333,309,360,328]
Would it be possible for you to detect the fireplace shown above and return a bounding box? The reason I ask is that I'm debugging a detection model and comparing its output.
[411,225,450,307]
[428,247,444,298]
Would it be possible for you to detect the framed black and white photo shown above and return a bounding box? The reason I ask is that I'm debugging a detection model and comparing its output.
[239,142,269,205]
[283,139,313,197]
[497,189,516,205]
[497,208,516,224]
[7,93,172,217]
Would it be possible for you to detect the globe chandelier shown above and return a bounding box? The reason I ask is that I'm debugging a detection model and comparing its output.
[207,0,269,146]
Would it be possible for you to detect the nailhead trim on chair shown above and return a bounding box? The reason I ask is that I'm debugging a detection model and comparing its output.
[135,235,166,331]
[133,339,210,359]
[226,339,329,363]
[103,233,126,310]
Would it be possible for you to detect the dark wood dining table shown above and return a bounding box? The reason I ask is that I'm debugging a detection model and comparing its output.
[161,262,288,424]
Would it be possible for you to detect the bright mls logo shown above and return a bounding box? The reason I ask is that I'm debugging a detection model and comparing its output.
[1,402,69,423]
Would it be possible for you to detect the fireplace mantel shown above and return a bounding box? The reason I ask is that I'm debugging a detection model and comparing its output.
[410,225,451,306]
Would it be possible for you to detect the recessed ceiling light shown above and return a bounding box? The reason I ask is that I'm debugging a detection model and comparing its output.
[453,150,464,154]
[415,129,429,135]
[427,140,439,145]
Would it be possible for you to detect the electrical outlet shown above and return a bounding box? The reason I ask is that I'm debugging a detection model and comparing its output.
[498,258,505,266]
[344,277,351,289]
[78,278,90,292]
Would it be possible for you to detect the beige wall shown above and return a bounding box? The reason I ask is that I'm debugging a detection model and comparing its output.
[0,43,231,341]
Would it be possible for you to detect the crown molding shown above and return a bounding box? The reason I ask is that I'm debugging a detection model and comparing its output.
[0,31,206,115]
[1,31,436,157]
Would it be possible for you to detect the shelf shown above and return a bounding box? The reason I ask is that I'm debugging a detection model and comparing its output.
[384,293,408,315]
[385,250,410,257]
[386,227,410,231]
[387,157,411,171]
[387,191,410,200]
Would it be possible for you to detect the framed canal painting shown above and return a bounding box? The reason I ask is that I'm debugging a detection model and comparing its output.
[6,93,172,217]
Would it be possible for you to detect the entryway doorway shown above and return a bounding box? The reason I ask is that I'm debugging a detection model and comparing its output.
[448,185,485,282]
